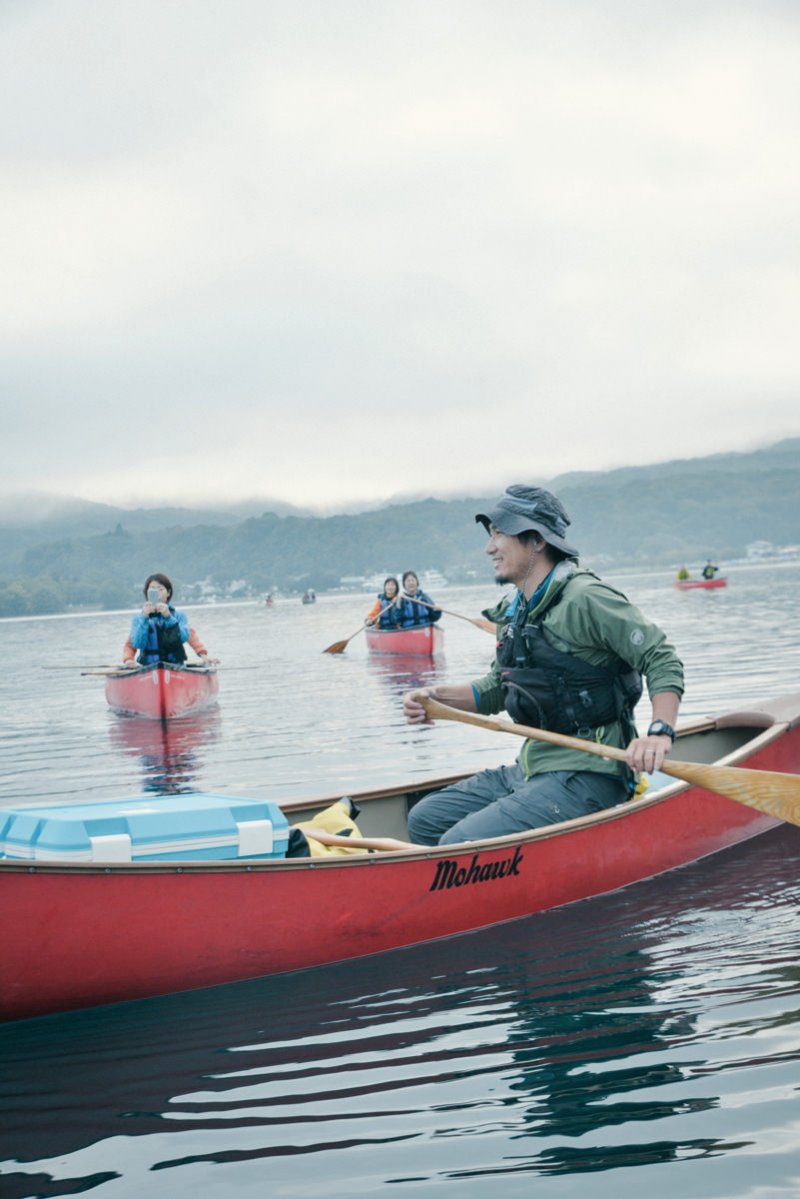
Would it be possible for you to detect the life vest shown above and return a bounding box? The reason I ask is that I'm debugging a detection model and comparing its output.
[137,610,187,665]
[377,595,400,628]
[496,604,642,737]
[397,598,428,626]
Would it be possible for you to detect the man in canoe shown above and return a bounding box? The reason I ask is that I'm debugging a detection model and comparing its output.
[404,485,684,845]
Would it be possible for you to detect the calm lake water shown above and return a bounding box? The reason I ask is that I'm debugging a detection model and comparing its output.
[1,561,799,1198]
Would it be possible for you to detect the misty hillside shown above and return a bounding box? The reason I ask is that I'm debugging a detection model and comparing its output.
[1,438,798,616]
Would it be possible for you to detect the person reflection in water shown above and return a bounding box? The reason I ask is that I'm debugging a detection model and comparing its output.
[504,953,712,1170]
[109,710,222,795]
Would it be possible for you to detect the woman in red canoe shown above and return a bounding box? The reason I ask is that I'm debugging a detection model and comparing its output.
[120,573,215,667]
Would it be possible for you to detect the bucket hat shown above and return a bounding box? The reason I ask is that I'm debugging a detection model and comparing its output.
[475,485,579,557]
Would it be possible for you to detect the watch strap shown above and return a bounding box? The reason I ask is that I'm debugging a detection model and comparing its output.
[647,720,675,742]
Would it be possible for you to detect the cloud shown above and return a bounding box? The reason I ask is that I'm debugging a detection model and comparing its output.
[1,0,798,506]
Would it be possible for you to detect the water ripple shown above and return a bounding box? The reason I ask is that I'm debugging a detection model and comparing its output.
[1,569,800,1197]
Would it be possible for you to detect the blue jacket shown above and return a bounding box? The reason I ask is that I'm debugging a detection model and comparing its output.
[130,606,190,664]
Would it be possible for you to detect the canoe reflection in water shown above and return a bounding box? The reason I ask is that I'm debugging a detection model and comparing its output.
[1,823,797,1192]
[108,709,222,794]
[366,652,442,695]
[502,946,704,1175]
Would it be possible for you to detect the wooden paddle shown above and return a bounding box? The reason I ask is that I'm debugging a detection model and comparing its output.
[301,828,417,852]
[323,597,406,654]
[324,591,497,654]
[323,623,372,655]
[81,667,145,676]
[421,697,800,827]
[80,662,226,677]
[403,594,496,634]
[43,664,123,670]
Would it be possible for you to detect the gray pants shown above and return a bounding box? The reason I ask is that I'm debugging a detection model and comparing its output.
[407,763,628,846]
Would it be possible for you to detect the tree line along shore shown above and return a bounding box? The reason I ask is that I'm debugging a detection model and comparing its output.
[1,438,798,618]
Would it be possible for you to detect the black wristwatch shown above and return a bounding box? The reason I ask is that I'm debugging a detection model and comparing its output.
[647,720,675,742]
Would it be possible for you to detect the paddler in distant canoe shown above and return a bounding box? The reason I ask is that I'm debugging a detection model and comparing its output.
[676,565,691,581]
[120,572,216,667]
[397,570,442,627]
[702,559,720,580]
[365,576,404,628]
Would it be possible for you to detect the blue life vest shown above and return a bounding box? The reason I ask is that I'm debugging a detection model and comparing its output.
[137,609,187,665]
[397,590,440,627]
[376,595,401,629]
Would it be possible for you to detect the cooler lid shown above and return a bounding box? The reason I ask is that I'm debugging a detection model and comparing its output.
[0,793,289,860]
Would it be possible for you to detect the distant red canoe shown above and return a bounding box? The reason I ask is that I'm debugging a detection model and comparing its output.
[105,663,219,720]
[674,577,728,591]
[365,625,445,656]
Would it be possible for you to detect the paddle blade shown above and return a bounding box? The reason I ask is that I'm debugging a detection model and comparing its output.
[661,760,800,826]
[323,623,369,654]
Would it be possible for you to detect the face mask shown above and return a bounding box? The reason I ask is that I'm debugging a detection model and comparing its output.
[147,587,162,604]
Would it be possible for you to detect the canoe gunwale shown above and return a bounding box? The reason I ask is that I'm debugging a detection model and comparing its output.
[1,717,790,876]
[103,662,218,679]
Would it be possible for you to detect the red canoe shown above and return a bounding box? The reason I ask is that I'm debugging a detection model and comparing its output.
[104,663,219,720]
[674,577,728,590]
[365,624,445,655]
[1,692,798,1022]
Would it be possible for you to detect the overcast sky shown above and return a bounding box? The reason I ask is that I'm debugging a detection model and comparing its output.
[2,1,798,511]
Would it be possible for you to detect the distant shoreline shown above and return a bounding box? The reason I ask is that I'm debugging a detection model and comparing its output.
[3,556,800,623]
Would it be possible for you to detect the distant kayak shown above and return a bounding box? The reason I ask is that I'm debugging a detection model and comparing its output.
[365,625,445,656]
[674,577,728,591]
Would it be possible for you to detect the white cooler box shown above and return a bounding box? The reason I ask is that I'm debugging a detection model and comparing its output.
[0,793,289,863]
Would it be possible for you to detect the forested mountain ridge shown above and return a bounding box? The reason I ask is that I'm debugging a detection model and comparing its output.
[1,438,798,616]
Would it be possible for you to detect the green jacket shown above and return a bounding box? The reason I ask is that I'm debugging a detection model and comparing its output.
[474,562,684,781]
